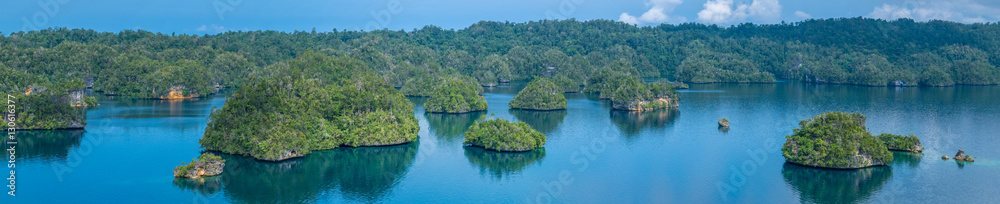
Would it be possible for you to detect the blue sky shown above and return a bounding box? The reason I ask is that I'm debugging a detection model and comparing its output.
[2,0,999,34]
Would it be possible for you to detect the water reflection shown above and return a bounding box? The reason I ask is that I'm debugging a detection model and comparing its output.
[425,112,486,143]
[609,109,679,136]
[463,147,546,180]
[509,109,567,134]
[781,163,893,204]
[891,152,923,168]
[2,130,84,163]
[95,99,212,119]
[174,143,418,203]
[718,126,730,133]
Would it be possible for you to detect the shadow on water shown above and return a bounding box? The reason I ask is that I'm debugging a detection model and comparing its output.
[174,142,418,203]
[463,146,546,181]
[890,151,923,169]
[781,163,893,204]
[3,130,85,163]
[609,108,679,137]
[509,109,567,134]
[425,111,486,143]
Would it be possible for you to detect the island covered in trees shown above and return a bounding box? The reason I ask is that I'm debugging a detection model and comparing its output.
[782,112,893,169]
[464,117,546,152]
[509,78,568,110]
[198,52,419,161]
[423,76,488,113]
[782,112,928,169]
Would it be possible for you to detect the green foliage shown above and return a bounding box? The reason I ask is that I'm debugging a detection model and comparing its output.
[476,54,513,83]
[876,133,922,152]
[424,77,488,113]
[550,75,580,93]
[509,78,567,110]
[5,19,1000,111]
[608,78,679,111]
[175,153,226,177]
[83,96,98,106]
[200,53,418,161]
[1,68,87,130]
[675,52,776,83]
[400,75,438,97]
[782,112,893,168]
[464,117,546,152]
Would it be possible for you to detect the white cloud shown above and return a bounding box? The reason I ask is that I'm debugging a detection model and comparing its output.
[794,11,811,19]
[697,0,782,24]
[619,0,687,25]
[748,0,781,21]
[619,13,640,25]
[868,0,1000,23]
[197,24,228,32]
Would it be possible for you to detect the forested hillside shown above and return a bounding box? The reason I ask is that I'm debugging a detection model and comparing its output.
[2,17,999,97]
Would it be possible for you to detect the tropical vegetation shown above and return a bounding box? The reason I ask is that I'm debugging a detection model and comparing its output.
[199,52,418,161]
[876,133,923,152]
[424,76,488,113]
[4,18,999,103]
[464,117,546,152]
[781,112,893,169]
[509,78,567,110]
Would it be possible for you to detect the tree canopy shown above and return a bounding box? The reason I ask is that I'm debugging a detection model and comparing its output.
[464,117,546,152]
[782,112,892,169]
[509,78,568,110]
[199,53,418,161]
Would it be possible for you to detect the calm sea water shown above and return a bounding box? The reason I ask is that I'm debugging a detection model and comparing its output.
[3,82,999,203]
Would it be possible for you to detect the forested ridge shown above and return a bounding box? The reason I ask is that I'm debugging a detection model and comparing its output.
[3,17,1000,101]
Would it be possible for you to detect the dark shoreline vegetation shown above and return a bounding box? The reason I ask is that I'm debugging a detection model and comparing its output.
[198,52,419,161]
[1,71,95,130]
[3,18,999,103]
[4,18,998,128]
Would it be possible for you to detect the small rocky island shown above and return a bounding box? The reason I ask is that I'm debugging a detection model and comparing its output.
[610,79,680,111]
[718,118,730,127]
[953,150,976,162]
[782,112,893,169]
[509,78,568,110]
[876,133,923,153]
[199,54,419,161]
[425,77,488,113]
[173,153,225,179]
[464,117,546,152]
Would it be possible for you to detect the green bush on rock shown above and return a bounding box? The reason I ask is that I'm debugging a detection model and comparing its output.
[464,117,546,152]
[782,112,893,169]
[509,78,567,110]
[174,153,225,179]
[876,133,923,153]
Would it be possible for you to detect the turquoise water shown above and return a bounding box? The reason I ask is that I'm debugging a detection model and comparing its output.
[4,82,1000,203]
